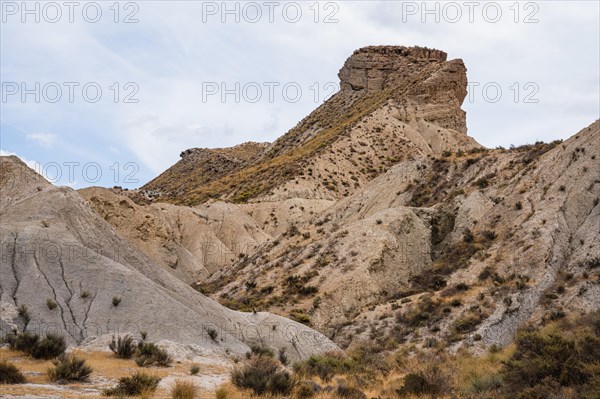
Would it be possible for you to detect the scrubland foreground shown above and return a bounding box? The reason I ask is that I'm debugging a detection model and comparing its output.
[1,311,599,398]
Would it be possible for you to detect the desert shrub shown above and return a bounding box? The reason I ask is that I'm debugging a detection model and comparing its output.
[7,332,66,360]
[135,342,172,367]
[399,373,430,394]
[214,386,230,399]
[483,230,498,240]
[17,304,30,324]
[231,355,294,395]
[463,228,474,242]
[246,344,274,359]
[293,351,353,383]
[298,285,318,296]
[170,379,198,399]
[478,266,495,281]
[347,341,391,376]
[294,380,322,398]
[190,364,200,375]
[289,309,311,324]
[46,299,58,310]
[451,299,462,307]
[502,326,598,397]
[398,363,451,397]
[31,334,67,360]
[109,335,136,359]
[278,348,289,366]
[47,354,92,383]
[451,311,486,336]
[104,371,161,396]
[6,331,39,353]
[206,328,218,342]
[467,373,503,394]
[112,296,122,307]
[396,295,446,329]
[335,381,366,398]
[0,360,26,384]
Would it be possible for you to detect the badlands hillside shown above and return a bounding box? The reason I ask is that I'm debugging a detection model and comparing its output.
[1,45,599,398]
[0,155,337,358]
[84,46,599,350]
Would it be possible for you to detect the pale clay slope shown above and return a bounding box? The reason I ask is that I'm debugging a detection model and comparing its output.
[264,101,480,202]
[206,120,599,348]
[79,187,274,284]
[0,156,339,362]
[85,120,598,350]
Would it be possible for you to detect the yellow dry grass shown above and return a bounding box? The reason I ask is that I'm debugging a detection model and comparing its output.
[0,348,229,399]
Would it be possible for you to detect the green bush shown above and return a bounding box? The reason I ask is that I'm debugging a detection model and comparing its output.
[135,342,172,367]
[0,360,26,384]
[501,316,600,398]
[294,380,322,398]
[6,332,66,360]
[31,334,67,360]
[246,344,274,359]
[47,354,92,383]
[397,365,450,396]
[335,382,366,399]
[231,355,294,395]
[109,335,135,359]
[6,331,39,353]
[103,371,161,396]
[293,352,353,383]
[46,299,58,310]
[190,364,200,375]
[467,373,503,394]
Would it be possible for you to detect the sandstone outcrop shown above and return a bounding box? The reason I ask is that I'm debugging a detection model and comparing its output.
[143,45,480,204]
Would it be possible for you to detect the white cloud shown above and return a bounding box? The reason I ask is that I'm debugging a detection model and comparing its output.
[26,133,57,147]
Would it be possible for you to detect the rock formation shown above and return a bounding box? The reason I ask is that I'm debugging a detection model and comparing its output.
[142,45,480,204]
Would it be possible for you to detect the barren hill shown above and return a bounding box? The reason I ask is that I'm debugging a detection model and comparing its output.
[206,121,599,349]
[141,142,268,203]
[0,156,338,362]
[143,46,481,204]
[78,46,599,354]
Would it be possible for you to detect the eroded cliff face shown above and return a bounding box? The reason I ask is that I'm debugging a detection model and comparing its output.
[338,46,467,134]
[338,46,448,92]
[142,45,479,204]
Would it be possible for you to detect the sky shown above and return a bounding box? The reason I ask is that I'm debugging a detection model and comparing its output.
[1,0,599,188]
